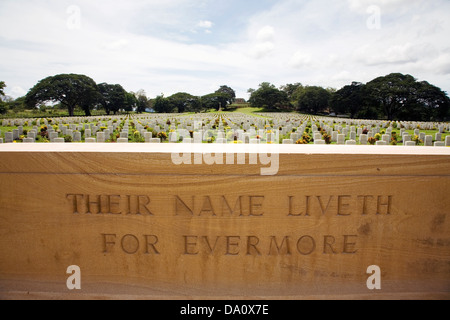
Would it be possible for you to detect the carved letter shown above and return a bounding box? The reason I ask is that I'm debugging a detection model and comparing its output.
[338,195,352,216]
[249,196,264,216]
[184,236,198,255]
[269,236,291,255]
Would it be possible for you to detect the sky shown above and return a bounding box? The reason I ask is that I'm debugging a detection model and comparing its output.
[0,0,449,100]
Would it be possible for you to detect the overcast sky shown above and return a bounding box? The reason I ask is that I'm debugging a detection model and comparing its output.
[1,0,449,100]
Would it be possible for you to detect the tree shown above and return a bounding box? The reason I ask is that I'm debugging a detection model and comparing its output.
[0,81,6,114]
[280,83,304,101]
[330,82,365,118]
[396,80,450,121]
[134,90,151,113]
[25,74,100,116]
[153,95,173,113]
[248,82,291,111]
[124,92,138,113]
[168,92,196,113]
[201,93,223,111]
[364,73,418,120]
[0,81,5,97]
[297,86,331,114]
[215,85,236,109]
[98,83,127,115]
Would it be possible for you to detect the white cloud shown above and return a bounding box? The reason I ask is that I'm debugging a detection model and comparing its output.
[197,20,213,29]
[256,26,275,42]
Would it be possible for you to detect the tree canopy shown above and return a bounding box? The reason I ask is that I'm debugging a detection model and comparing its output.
[25,74,100,116]
[248,82,291,111]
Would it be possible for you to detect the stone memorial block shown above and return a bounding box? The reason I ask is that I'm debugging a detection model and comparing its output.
[405,141,416,147]
[291,133,299,142]
[5,132,13,143]
[419,133,426,142]
[446,136,450,147]
[73,132,82,142]
[314,132,322,141]
[53,138,65,143]
[435,133,442,142]
[97,132,105,143]
[145,132,153,143]
[346,140,356,145]
[332,131,338,143]
[0,145,449,300]
[85,138,96,143]
[414,129,420,136]
[382,134,390,144]
[434,142,445,147]
[150,138,161,144]
[314,140,325,145]
[22,138,35,143]
[359,134,368,145]
[376,141,387,146]
[350,132,356,141]
[337,134,345,145]
[49,132,59,142]
[424,135,433,146]
[215,138,227,144]
[117,138,128,143]
[13,129,19,140]
[18,126,23,135]
[85,129,91,138]
[282,139,293,144]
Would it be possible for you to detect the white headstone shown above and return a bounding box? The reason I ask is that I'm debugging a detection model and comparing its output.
[73,132,82,142]
[376,141,387,146]
[446,136,450,147]
[150,138,161,143]
[117,138,128,143]
[405,141,416,146]
[314,140,325,145]
[360,134,368,145]
[424,135,433,146]
[53,138,65,143]
[97,132,105,143]
[435,133,442,142]
[22,138,35,143]
[346,140,357,145]
[337,134,345,145]
[85,138,96,143]
[434,141,445,147]
[5,132,13,143]
[282,139,293,144]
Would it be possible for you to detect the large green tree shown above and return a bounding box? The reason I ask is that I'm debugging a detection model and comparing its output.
[168,92,196,113]
[364,73,417,120]
[201,92,230,111]
[280,83,304,101]
[98,83,127,115]
[25,74,100,116]
[248,82,291,111]
[330,82,365,118]
[215,85,236,109]
[297,86,331,114]
[153,95,173,113]
[365,73,450,121]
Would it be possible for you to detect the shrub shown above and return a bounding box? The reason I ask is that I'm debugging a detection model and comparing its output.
[362,129,369,135]
[368,137,377,145]
[157,132,168,141]
[374,133,382,141]
[323,133,332,145]
[64,135,73,143]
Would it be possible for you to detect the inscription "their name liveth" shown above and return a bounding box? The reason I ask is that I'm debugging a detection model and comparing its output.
[66,194,394,216]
